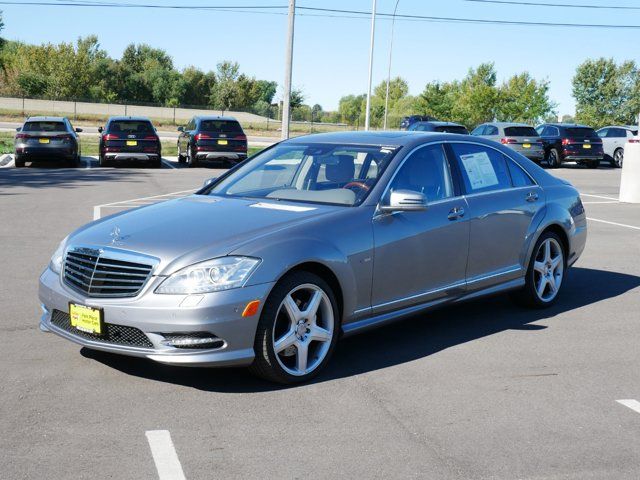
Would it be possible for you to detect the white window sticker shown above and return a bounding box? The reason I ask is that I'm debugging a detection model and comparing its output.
[460,151,499,190]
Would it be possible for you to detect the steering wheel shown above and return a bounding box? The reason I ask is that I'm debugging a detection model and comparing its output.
[342,181,370,193]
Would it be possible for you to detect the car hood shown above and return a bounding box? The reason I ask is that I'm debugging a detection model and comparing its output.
[68,195,338,274]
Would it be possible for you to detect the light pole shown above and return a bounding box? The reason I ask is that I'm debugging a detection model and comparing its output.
[281,0,296,140]
[383,0,401,130]
[364,0,377,131]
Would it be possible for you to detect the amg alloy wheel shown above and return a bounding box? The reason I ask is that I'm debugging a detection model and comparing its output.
[251,272,339,384]
[512,231,565,308]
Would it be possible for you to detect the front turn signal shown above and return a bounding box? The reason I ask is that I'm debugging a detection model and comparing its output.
[242,300,261,317]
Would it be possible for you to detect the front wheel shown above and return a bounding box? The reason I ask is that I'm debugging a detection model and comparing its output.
[250,271,340,384]
[511,231,565,308]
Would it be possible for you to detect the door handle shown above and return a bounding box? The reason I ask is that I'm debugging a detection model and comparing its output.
[448,207,465,220]
[526,192,539,202]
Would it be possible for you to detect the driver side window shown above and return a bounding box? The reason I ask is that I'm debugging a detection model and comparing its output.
[388,144,454,203]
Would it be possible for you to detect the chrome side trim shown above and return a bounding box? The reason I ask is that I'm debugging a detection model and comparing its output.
[466,266,522,285]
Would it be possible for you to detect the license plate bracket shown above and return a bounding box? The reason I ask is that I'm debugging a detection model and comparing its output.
[69,303,104,335]
[126,140,138,146]
[39,138,50,144]
[217,139,228,146]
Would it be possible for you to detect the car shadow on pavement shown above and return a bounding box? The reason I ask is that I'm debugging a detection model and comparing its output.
[81,267,640,392]
[0,162,148,193]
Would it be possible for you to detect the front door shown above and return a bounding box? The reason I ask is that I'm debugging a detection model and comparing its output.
[371,143,470,314]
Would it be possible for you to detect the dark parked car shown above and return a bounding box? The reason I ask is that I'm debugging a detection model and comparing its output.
[98,116,161,168]
[535,123,603,169]
[399,115,438,130]
[14,116,82,168]
[408,121,469,134]
[177,116,248,168]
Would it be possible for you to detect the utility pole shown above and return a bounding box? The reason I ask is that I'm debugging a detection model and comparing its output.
[383,0,401,130]
[281,0,296,140]
[364,0,377,131]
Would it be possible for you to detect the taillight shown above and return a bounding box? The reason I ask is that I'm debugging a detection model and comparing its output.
[15,133,29,139]
[234,134,247,141]
[54,134,73,141]
[144,135,159,141]
[629,138,640,144]
[103,133,119,141]
[561,138,572,146]
[500,138,517,144]
[194,133,212,141]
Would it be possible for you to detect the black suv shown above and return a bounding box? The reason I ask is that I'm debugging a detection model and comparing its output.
[399,115,438,130]
[535,123,604,169]
[177,116,248,168]
[98,117,161,168]
[14,116,82,168]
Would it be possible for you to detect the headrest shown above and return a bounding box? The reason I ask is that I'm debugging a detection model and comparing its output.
[325,155,355,183]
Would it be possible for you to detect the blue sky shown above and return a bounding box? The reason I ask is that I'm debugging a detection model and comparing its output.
[2,1,640,114]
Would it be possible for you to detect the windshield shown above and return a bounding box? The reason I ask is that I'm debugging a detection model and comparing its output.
[205,143,399,206]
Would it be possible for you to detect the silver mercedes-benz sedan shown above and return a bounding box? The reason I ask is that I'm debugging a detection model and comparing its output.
[39,131,587,384]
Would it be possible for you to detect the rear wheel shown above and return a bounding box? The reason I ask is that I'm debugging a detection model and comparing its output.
[250,271,340,384]
[511,231,565,309]
[186,144,198,168]
[99,154,107,168]
[547,148,561,168]
[14,156,25,168]
[613,148,624,168]
[177,142,186,163]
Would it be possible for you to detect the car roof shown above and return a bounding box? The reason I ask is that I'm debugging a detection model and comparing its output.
[599,125,638,131]
[107,116,153,122]
[484,122,534,127]
[26,116,66,122]
[414,121,464,127]
[194,116,239,122]
[541,123,594,129]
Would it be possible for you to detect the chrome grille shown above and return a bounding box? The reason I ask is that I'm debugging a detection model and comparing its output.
[63,247,155,298]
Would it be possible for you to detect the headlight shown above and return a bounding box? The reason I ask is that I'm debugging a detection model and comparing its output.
[156,256,261,294]
[49,237,68,274]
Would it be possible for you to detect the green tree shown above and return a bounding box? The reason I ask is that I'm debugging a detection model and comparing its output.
[413,81,459,121]
[454,63,499,128]
[572,58,640,128]
[338,94,366,125]
[496,72,556,124]
[181,67,216,106]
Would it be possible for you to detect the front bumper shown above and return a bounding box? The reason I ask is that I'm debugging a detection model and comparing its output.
[39,267,274,367]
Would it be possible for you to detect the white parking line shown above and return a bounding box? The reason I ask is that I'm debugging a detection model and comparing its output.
[582,201,619,205]
[93,189,194,220]
[145,430,186,480]
[617,399,640,415]
[161,159,177,169]
[587,217,640,231]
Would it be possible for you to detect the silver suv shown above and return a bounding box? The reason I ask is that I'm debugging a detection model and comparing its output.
[472,122,544,164]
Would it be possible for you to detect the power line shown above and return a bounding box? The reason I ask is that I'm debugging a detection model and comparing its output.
[297,6,640,29]
[461,0,640,10]
[0,1,286,9]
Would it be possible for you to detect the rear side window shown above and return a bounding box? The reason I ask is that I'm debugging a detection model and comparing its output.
[566,127,597,138]
[507,159,534,187]
[200,120,242,133]
[451,143,511,194]
[109,121,153,134]
[504,126,538,137]
[23,121,66,132]
[607,128,627,138]
[435,125,468,134]
[471,125,486,136]
[484,125,499,135]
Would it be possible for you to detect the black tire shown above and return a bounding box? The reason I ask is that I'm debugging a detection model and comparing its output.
[14,156,25,168]
[612,148,624,168]
[99,154,107,168]
[511,231,566,309]
[186,144,198,168]
[547,148,561,168]
[250,271,340,384]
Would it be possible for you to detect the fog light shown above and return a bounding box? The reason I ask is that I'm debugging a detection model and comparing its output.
[160,333,224,349]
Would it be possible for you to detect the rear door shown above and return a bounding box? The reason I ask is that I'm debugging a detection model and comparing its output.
[448,142,544,291]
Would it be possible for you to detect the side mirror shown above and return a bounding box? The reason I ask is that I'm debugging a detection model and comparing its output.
[203,177,218,188]
[177,126,184,132]
[98,126,103,133]
[379,190,428,213]
[75,128,83,133]
[16,127,21,132]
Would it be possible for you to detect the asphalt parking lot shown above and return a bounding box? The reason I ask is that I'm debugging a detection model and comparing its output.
[1,157,640,479]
